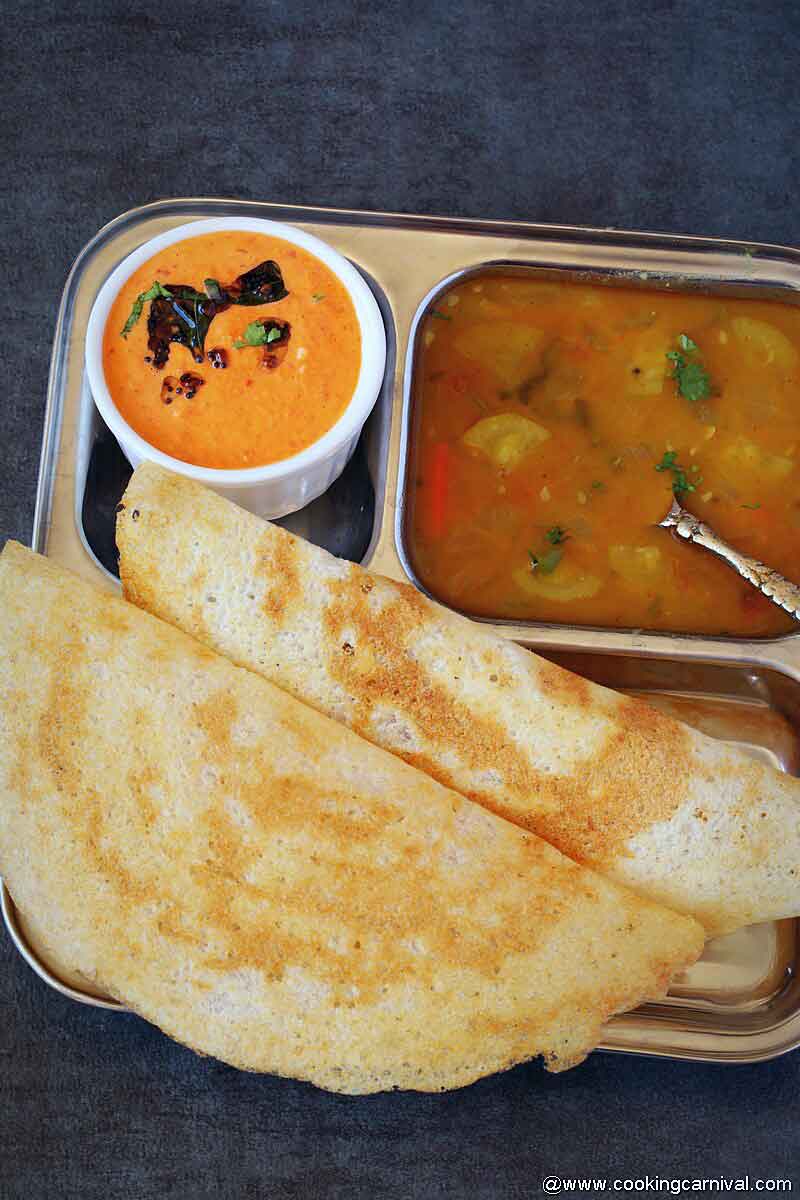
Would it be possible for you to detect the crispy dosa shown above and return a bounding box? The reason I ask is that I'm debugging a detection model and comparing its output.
[119,463,800,937]
[0,542,703,1091]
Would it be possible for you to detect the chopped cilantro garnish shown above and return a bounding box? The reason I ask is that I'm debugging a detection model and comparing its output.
[666,333,712,404]
[120,281,173,337]
[591,480,606,492]
[529,547,563,574]
[233,320,284,349]
[656,449,702,500]
[545,525,569,545]
[672,359,711,402]
[741,502,761,510]
[311,292,325,302]
[430,309,452,321]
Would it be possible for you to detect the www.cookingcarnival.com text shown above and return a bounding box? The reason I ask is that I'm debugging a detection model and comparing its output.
[540,1177,791,1194]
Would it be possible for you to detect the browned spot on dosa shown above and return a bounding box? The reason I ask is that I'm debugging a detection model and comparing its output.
[36,632,155,916]
[34,646,594,1005]
[533,655,594,712]
[529,696,694,863]
[255,528,302,621]
[127,765,161,827]
[322,573,539,795]
[195,689,239,751]
[188,774,588,1004]
[321,572,693,865]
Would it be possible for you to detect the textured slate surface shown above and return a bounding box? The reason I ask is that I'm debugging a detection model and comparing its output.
[2,1,800,1196]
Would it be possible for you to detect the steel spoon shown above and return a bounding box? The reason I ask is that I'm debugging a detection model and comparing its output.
[659,498,800,621]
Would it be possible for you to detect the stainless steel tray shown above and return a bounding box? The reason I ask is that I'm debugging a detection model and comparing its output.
[6,197,800,1065]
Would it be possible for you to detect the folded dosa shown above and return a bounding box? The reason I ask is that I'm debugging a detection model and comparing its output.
[119,464,800,937]
[0,542,702,1091]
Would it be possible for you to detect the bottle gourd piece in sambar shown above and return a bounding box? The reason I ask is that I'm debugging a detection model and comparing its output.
[405,276,800,636]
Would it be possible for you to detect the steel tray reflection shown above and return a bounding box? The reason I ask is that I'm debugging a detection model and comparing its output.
[5,198,800,1065]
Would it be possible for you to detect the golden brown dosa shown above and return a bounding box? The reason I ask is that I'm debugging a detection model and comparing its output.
[0,541,703,1092]
[118,463,800,936]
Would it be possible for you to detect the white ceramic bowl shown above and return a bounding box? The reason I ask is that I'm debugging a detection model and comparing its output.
[85,217,386,518]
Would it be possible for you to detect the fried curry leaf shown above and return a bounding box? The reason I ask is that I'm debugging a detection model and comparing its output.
[228,260,288,306]
[121,281,173,337]
[125,260,289,367]
[146,285,224,368]
[666,333,712,404]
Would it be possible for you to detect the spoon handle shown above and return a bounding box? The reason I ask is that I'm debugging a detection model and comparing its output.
[661,504,800,621]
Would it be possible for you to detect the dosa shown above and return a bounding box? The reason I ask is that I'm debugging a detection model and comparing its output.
[0,542,702,1092]
[119,463,800,936]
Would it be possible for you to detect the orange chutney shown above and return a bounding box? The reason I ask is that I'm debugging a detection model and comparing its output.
[103,231,361,469]
[405,272,800,637]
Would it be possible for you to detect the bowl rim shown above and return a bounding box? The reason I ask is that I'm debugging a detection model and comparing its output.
[84,216,386,484]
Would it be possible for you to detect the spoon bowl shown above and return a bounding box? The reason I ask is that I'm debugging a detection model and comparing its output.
[659,498,800,622]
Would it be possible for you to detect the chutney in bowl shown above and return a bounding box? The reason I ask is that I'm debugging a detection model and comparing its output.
[86,217,386,519]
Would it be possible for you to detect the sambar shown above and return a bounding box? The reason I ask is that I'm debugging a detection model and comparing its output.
[404,271,800,637]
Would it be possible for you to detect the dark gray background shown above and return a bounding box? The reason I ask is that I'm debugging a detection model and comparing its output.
[2,1,799,1196]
